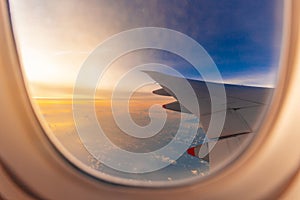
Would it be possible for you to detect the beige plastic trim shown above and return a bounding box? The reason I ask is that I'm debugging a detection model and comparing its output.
[0,0,299,199]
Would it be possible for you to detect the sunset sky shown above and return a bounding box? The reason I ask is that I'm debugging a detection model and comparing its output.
[9,0,284,98]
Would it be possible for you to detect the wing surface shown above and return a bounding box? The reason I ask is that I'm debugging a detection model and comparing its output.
[144,71,273,167]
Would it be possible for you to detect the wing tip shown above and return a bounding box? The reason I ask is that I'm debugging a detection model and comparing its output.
[187,147,196,157]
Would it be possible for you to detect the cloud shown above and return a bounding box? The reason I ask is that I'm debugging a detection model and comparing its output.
[154,154,177,165]
[223,69,278,87]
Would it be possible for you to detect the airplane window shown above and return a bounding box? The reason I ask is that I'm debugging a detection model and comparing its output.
[9,0,284,186]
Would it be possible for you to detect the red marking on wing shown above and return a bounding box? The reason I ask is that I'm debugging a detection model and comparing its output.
[187,147,196,157]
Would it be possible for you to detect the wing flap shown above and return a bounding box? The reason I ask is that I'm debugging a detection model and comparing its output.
[208,133,252,169]
[200,108,252,139]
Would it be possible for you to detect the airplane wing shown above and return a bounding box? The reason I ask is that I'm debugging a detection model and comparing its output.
[144,71,273,169]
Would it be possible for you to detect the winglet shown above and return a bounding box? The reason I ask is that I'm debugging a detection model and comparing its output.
[187,147,196,157]
[186,144,210,162]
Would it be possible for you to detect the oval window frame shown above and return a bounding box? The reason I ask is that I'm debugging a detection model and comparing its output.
[0,0,299,199]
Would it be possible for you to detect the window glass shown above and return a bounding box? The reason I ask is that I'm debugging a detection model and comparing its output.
[9,0,284,186]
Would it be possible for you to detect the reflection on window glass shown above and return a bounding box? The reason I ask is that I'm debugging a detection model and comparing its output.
[9,0,283,185]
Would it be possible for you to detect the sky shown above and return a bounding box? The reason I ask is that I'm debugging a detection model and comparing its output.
[9,0,284,98]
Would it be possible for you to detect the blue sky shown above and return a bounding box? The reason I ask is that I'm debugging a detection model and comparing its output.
[129,0,284,84]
